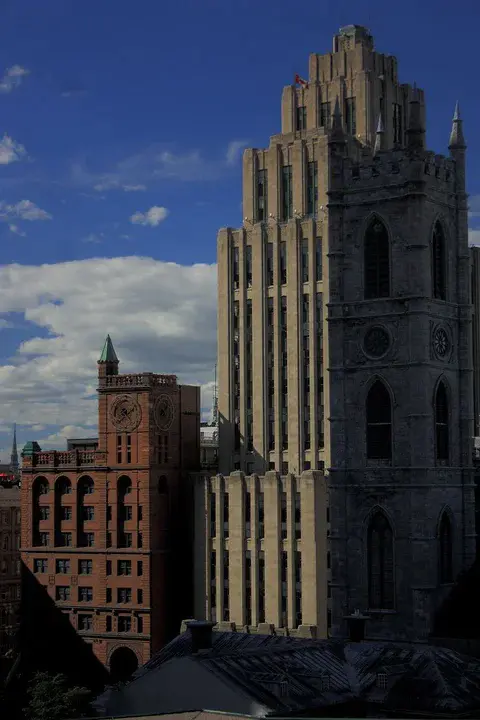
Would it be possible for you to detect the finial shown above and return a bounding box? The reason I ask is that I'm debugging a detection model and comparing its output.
[374,113,385,154]
[449,101,466,150]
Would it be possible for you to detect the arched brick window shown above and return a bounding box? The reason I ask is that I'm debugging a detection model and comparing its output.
[364,217,390,299]
[439,511,453,583]
[366,380,392,460]
[435,381,449,462]
[432,222,446,300]
[367,511,394,609]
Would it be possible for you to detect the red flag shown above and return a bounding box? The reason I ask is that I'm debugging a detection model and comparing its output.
[295,74,308,89]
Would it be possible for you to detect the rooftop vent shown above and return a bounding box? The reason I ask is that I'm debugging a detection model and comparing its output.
[345,609,369,642]
[186,620,216,653]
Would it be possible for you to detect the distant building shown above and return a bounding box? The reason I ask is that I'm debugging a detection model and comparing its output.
[200,424,218,475]
[20,336,201,681]
[0,424,20,484]
[0,478,21,663]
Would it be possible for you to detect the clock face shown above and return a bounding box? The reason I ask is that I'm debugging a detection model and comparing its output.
[155,395,175,431]
[433,327,450,359]
[111,395,142,432]
[363,326,390,358]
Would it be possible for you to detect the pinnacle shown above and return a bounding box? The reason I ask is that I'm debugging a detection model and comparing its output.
[449,100,466,150]
[98,334,119,364]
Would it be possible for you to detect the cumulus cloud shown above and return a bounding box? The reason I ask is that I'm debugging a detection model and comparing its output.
[0,199,52,222]
[0,257,217,436]
[130,206,169,227]
[226,139,249,166]
[0,135,27,165]
[0,65,29,93]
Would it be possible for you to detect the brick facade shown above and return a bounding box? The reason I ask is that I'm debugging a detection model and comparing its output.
[21,338,200,679]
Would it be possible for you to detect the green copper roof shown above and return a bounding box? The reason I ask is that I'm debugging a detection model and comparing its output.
[98,335,119,363]
[21,441,42,456]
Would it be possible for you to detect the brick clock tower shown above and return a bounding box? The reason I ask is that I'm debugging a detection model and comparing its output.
[21,337,200,681]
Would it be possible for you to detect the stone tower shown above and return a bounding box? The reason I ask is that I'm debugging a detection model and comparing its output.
[216,25,475,641]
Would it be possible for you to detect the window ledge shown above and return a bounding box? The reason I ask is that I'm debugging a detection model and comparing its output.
[366,608,397,615]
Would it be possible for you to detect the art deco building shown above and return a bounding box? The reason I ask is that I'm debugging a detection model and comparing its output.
[21,337,200,680]
[200,25,476,642]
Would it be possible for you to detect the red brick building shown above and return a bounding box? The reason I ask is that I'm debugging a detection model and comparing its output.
[20,337,200,680]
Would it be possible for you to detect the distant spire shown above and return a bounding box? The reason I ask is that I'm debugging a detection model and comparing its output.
[10,423,19,475]
[329,96,345,143]
[98,335,119,364]
[406,84,425,151]
[374,113,385,154]
[449,101,466,150]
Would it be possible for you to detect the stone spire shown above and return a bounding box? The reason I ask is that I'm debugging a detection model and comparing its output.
[10,423,19,476]
[406,84,425,151]
[98,335,119,378]
[449,102,466,150]
[374,114,385,154]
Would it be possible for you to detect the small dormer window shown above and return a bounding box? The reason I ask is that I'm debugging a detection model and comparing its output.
[320,673,330,691]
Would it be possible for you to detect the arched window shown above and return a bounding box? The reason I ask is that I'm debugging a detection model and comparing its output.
[432,222,446,300]
[367,511,394,609]
[56,477,72,495]
[158,476,168,495]
[435,381,449,462]
[366,380,392,460]
[439,511,453,583]
[78,476,94,496]
[118,476,132,500]
[364,218,390,299]
[33,477,49,497]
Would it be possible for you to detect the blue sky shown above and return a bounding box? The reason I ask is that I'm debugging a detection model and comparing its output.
[0,0,478,460]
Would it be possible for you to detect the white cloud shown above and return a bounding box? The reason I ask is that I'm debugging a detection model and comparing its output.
[130,206,169,227]
[0,257,217,435]
[226,139,249,166]
[0,65,29,93]
[0,199,52,222]
[0,135,27,165]
[469,195,480,220]
[78,140,247,194]
[82,233,104,244]
[123,184,146,192]
[469,229,480,246]
[8,224,26,237]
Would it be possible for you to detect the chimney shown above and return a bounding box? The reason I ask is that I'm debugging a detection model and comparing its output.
[345,609,369,642]
[186,620,216,653]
